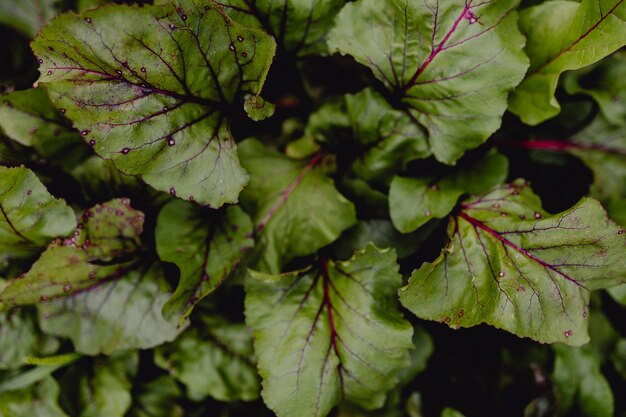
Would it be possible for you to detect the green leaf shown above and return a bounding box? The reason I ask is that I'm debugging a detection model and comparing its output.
[155,316,260,402]
[32,0,277,207]
[0,166,76,274]
[0,199,181,354]
[219,0,346,56]
[552,344,614,417]
[509,0,626,125]
[126,376,183,417]
[0,88,89,164]
[0,309,59,370]
[568,115,626,226]
[327,0,528,164]
[399,180,626,346]
[238,139,356,273]
[0,376,68,417]
[390,149,508,233]
[156,200,254,326]
[345,89,429,183]
[245,244,413,417]
[0,0,64,38]
[440,409,466,417]
[564,51,626,126]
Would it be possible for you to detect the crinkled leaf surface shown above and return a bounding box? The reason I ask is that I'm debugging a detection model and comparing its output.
[0,376,68,417]
[509,0,626,125]
[552,344,613,417]
[390,149,508,233]
[156,199,254,326]
[155,316,260,402]
[238,138,356,273]
[0,308,59,370]
[399,180,626,345]
[245,245,413,417]
[0,166,76,273]
[327,0,528,164]
[32,0,277,207]
[564,51,626,126]
[0,199,181,354]
[0,0,64,38]
[218,0,346,55]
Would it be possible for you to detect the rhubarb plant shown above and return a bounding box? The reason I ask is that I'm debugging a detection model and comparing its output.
[1,0,626,416]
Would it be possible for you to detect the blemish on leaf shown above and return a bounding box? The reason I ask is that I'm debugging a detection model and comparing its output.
[40,295,48,301]
[444,317,451,323]
[498,271,505,277]
[59,108,66,114]
[63,284,72,293]
[81,130,90,136]
[85,17,92,23]
[564,330,573,338]
[167,137,176,146]
[37,58,43,64]
[618,230,624,235]
[47,70,53,75]
[89,139,96,146]
[140,67,146,73]
[430,184,439,191]
[534,212,542,219]
[492,203,501,209]
[237,35,244,42]
[169,187,176,196]
[241,52,248,57]
[457,310,465,318]
[229,44,236,51]
[425,210,432,216]
[121,148,131,154]
[168,23,176,30]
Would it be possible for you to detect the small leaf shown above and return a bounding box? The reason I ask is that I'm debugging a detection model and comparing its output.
[154,316,260,402]
[509,0,626,125]
[0,166,76,275]
[244,94,276,121]
[0,0,64,38]
[0,199,181,354]
[390,149,508,233]
[399,180,626,345]
[245,244,413,417]
[552,344,613,417]
[328,0,528,164]
[220,0,347,56]
[0,376,68,417]
[239,138,356,273]
[32,0,277,207]
[156,199,254,326]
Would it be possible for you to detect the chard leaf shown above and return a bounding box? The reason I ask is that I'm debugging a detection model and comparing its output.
[389,149,508,233]
[327,0,528,164]
[568,116,626,226]
[156,199,254,326]
[126,376,183,417]
[0,309,59,370]
[0,166,76,273]
[509,0,626,125]
[0,88,89,165]
[0,376,67,417]
[238,139,356,273]
[564,51,626,126]
[245,244,413,417]
[218,0,346,56]
[0,0,64,38]
[552,344,613,417]
[32,0,277,207]
[399,180,626,346]
[154,316,260,402]
[0,199,181,354]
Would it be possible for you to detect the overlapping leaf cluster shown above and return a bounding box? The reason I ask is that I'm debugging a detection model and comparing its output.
[1,0,626,416]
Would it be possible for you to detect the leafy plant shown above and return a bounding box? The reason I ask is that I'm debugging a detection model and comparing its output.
[1,0,626,416]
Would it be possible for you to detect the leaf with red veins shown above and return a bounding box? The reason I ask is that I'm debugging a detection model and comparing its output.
[399,180,626,346]
[327,0,528,164]
[155,199,254,326]
[31,0,276,208]
[0,199,182,354]
[238,139,356,273]
[509,0,626,125]
[245,244,413,417]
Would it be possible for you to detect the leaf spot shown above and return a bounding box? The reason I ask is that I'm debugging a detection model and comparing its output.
[121,147,131,154]
[63,284,72,293]
[47,70,53,75]
[425,210,432,216]
[444,317,451,323]
[492,203,501,209]
[84,17,92,24]
[168,23,176,30]
[457,310,465,318]
[237,35,244,42]
[59,108,66,114]
[241,51,248,57]
[81,130,90,136]
[169,187,176,196]
[534,212,542,219]
[140,67,146,73]
[498,271,505,277]
[37,58,43,64]
[619,230,624,235]
[40,295,48,301]
[89,139,96,146]
[167,137,176,146]
[564,330,573,338]
[26,189,32,196]
[229,44,236,52]
[181,14,188,21]
[430,184,439,191]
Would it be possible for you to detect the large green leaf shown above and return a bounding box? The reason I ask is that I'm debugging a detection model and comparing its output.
[0,376,68,417]
[0,309,59,370]
[245,244,413,417]
[509,0,626,125]
[0,166,76,273]
[552,344,613,417]
[218,0,346,56]
[0,199,181,354]
[156,200,254,326]
[32,0,277,207]
[399,180,626,346]
[0,0,64,38]
[389,149,508,233]
[327,0,528,164]
[238,138,356,273]
[154,316,260,402]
